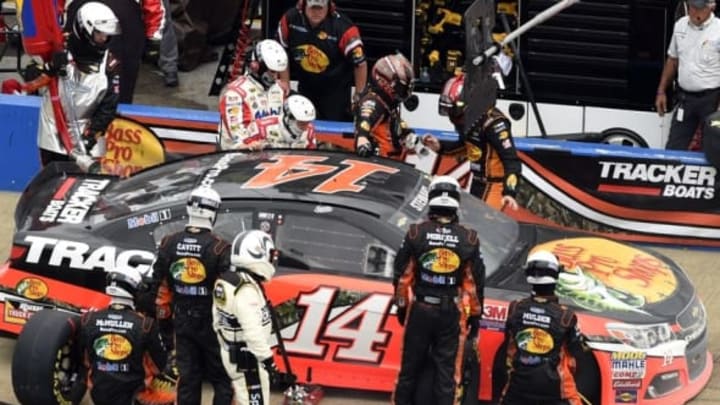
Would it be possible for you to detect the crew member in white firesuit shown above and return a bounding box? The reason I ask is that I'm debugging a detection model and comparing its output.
[240,93,318,150]
[212,230,295,404]
[218,39,288,151]
[32,1,121,172]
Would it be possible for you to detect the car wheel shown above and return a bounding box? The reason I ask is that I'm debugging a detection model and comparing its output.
[600,128,649,148]
[12,309,85,405]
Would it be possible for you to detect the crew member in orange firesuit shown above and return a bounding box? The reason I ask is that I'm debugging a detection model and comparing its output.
[500,250,585,405]
[354,53,435,158]
[424,72,521,211]
[392,175,485,405]
[276,0,367,122]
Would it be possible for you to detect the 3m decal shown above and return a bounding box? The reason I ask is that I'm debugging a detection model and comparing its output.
[40,178,110,223]
[243,155,399,194]
[24,235,155,273]
[283,286,392,363]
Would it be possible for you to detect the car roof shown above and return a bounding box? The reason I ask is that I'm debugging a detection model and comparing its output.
[102,150,427,221]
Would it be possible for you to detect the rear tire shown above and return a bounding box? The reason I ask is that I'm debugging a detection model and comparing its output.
[600,128,649,148]
[12,309,85,405]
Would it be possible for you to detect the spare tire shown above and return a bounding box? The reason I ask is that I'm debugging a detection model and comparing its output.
[12,309,85,405]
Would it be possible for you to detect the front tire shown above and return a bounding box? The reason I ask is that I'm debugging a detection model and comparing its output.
[12,309,85,405]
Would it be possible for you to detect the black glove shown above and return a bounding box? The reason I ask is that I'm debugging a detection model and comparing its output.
[262,357,279,379]
[467,315,480,340]
[50,51,69,77]
[22,62,43,82]
[356,136,376,157]
[396,306,407,326]
[81,128,101,152]
[274,371,297,390]
[144,39,161,63]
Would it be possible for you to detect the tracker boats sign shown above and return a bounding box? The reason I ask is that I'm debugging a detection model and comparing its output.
[598,161,715,200]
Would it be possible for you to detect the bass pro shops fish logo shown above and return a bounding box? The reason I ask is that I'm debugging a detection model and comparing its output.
[93,334,133,360]
[419,248,461,273]
[170,258,207,283]
[295,45,330,73]
[15,277,49,300]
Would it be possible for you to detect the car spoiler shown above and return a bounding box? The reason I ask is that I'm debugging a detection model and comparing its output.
[14,162,93,227]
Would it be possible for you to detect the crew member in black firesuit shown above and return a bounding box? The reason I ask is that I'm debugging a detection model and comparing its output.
[392,175,485,405]
[500,250,585,405]
[423,72,521,211]
[354,52,436,159]
[151,186,234,404]
[77,265,169,405]
[277,0,367,121]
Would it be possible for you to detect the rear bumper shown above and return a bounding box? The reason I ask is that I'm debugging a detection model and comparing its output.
[0,263,108,335]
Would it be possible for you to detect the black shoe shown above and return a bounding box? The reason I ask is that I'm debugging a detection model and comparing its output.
[164,71,179,87]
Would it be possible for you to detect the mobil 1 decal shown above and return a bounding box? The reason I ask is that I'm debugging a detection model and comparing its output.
[523,151,718,210]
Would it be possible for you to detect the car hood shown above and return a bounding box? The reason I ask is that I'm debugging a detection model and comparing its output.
[529,235,696,324]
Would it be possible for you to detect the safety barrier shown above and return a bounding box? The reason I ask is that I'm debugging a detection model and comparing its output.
[0,93,711,193]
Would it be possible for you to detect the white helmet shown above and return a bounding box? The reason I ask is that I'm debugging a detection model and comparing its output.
[250,39,288,88]
[524,250,561,285]
[74,2,120,50]
[283,94,316,140]
[230,230,276,281]
[428,175,461,210]
[186,187,221,230]
[105,266,142,302]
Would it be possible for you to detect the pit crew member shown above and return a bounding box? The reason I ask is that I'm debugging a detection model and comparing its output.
[218,39,287,151]
[213,230,295,404]
[77,266,169,405]
[392,175,485,405]
[151,186,234,404]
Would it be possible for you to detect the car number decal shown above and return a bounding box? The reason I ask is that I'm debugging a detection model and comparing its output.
[283,286,393,363]
[243,154,399,194]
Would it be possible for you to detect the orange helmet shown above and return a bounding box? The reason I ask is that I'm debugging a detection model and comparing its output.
[438,73,465,125]
[371,53,414,102]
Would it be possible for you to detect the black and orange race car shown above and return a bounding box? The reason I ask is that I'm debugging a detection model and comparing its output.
[3,150,712,404]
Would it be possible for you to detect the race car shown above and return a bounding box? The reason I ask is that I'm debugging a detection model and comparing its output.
[3,150,712,404]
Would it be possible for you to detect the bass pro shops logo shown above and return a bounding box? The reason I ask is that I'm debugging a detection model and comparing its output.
[599,161,716,200]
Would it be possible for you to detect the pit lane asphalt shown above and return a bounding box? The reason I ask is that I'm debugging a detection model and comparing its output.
[0,191,718,404]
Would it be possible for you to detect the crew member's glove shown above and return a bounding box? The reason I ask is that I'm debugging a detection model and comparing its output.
[262,357,280,380]
[81,127,103,152]
[50,51,69,77]
[356,136,376,157]
[144,39,161,63]
[467,315,480,340]
[396,306,407,326]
